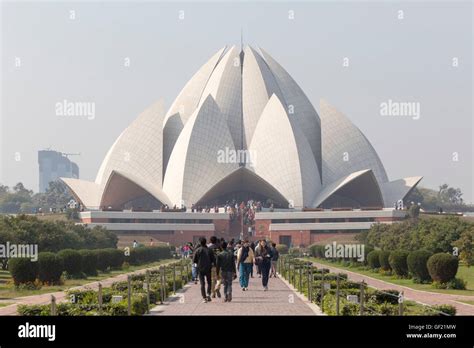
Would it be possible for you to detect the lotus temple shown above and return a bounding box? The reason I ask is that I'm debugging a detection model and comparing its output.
[61,45,422,247]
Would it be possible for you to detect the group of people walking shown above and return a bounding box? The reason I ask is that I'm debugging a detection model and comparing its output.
[192,237,280,303]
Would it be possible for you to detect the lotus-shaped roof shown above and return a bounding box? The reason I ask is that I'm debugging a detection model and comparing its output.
[61,45,421,210]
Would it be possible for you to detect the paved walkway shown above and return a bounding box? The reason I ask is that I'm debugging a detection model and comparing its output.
[150,271,320,316]
[311,261,474,315]
[0,262,172,316]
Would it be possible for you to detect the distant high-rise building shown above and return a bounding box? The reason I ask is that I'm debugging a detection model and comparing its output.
[38,150,79,193]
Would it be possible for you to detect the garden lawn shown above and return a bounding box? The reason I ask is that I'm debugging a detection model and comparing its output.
[307,257,474,296]
[0,259,175,300]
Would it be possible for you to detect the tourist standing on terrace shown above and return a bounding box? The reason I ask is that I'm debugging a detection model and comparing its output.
[254,240,273,291]
[216,241,236,302]
[236,240,254,291]
[193,237,216,302]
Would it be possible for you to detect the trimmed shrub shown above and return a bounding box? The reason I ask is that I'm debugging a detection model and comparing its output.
[105,248,124,269]
[289,247,302,256]
[433,277,466,290]
[362,246,374,265]
[79,250,98,276]
[130,294,148,315]
[427,253,458,284]
[407,250,432,282]
[106,302,128,316]
[309,244,325,258]
[127,246,170,266]
[367,250,381,269]
[94,249,112,272]
[388,250,409,277]
[67,289,98,304]
[378,251,391,271]
[432,304,457,316]
[446,278,466,290]
[17,304,50,316]
[94,248,126,272]
[38,252,63,284]
[276,244,289,255]
[57,249,82,277]
[370,289,400,305]
[377,302,398,316]
[8,258,39,285]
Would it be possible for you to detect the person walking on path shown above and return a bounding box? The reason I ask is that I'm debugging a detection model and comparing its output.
[270,243,279,278]
[193,237,216,302]
[249,242,256,278]
[191,241,198,284]
[208,236,222,298]
[254,240,262,278]
[254,239,273,291]
[216,241,237,302]
[236,240,254,291]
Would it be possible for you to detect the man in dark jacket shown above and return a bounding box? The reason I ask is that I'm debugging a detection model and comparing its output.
[216,241,236,302]
[254,239,273,291]
[208,236,222,298]
[270,242,279,278]
[193,237,216,302]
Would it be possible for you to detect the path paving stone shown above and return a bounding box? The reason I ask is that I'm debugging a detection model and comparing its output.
[150,272,319,316]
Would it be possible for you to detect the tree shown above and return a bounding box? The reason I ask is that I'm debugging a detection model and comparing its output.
[0,182,34,213]
[365,216,472,254]
[406,184,473,213]
[0,181,73,214]
[32,180,73,212]
[0,184,9,196]
[438,184,463,205]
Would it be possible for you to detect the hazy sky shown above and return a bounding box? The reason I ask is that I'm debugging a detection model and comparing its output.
[1,0,473,203]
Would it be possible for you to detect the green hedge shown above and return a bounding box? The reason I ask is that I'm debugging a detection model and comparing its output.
[9,246,166,284]
[112,249,125,269]
[127,246,170,266]
[432,304,457,316]
[105,248,124,269]
[38,252,63,284]
[370,290,400,305]
[367,250,381,269]
[276,244,289,255]
[407,250,432,282]
[8,258,39,285]
[58,249,83,278]
[79,250,98,276]
[289,247,302,256]
[94,249,112,272]
[389,251,409,277]
[378,251,391,271]
[309,244,325,258]
[427,253,459,283]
